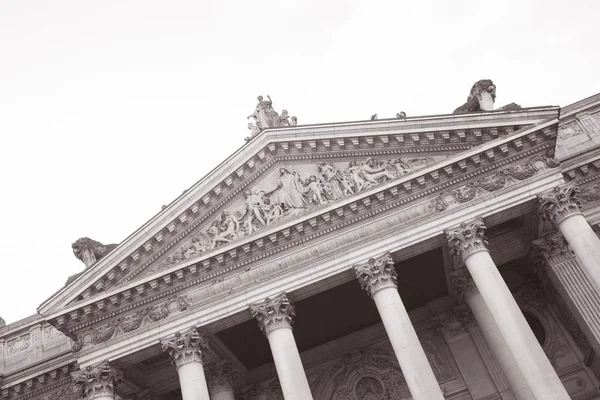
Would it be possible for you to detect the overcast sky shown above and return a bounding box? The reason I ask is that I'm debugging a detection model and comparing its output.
[1,0,599,325]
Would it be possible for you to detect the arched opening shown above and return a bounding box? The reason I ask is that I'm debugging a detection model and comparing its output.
[524,311,546,346]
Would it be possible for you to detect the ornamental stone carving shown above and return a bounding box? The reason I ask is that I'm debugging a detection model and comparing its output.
[537,185,583,226]
[72,237,118,268]
[160,328,208,369]
[580,183,600,203]
[445,218,488,261]
[249,292,295,335]
[206,360,238,394]
[432,304,475,341]
[532,231,573,265]
[72,360,122,399]
[449,268,478,302]
[353,252,397,297]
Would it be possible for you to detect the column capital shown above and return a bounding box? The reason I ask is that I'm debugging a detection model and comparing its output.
[72,360,122,399]
[160,327,208,369]
[531,231,574,266]
[206,360,238,395]
[249,292,295,335]
[353,252,397,297]
[445,218,488,261]
[537,185,583,226]
[449,268,479,302]
[432,304,475,341]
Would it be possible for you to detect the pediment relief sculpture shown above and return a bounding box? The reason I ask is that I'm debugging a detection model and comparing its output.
[156,155,441,270]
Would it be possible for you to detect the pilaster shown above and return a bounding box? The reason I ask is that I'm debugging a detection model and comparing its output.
[72,360,122,399]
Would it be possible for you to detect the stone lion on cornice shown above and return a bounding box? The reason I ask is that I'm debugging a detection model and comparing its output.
[72,237,117,268]
[454,79,497,114]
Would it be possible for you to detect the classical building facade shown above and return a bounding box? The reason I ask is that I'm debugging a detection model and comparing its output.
[2,81,600,400]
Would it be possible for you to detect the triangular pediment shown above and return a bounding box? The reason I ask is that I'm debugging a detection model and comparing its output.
[38,107,559,324]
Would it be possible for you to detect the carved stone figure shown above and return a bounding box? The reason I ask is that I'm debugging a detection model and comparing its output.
[270,168,308,210]
[370,114,378,120]
[247,95,295,131]
[360,158,396,185]
[290,116,298,126]
[245,122,261,142]
[72,238,118,268]
[453,79,497,114]
[396,111,406,119]
[0,316,5,327]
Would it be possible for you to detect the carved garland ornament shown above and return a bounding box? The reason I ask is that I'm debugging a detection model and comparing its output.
[354,252,397,297]
[160,327,208,369]
[538,185,583,226]
[249,292,295,335]
[75,296,189,351]
[72,360,122,399]
[445,218,488,261]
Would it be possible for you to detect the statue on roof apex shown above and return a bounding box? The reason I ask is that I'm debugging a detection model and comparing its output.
[0,316,5,327]
[72,237,118,268]
[246,95,297,138]
[454,79,497,114]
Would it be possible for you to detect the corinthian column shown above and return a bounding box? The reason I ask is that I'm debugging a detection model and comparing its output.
[538,185,600,292]
[206,360,237,400]
[72,360,122,400]
[160,328,210,400]
[249,293,313,400]
[446,218,569,400]
[354,253,444,400]
[450,268,532,400]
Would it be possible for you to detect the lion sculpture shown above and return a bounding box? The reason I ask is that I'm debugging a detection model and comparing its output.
[453,79,497,114]
[72,237,118,268]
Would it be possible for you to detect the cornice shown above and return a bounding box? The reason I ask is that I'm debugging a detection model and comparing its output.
[39,109,557,317]
[1,360,76,400]
[43,116,559,334]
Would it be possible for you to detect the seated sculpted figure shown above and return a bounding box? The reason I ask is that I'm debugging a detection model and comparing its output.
[360,158,397,185]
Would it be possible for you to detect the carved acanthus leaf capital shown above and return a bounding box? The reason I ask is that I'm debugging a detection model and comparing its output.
[531,231,573,266]
[445,218,488,261]
[160,328,208,369]
[537,185,583,226]
[206,360,238,394]
[449,268,479,302]
[72,360,122,399]
[249,293,295,335]
[432,304,475,340]
[353,252,397,297]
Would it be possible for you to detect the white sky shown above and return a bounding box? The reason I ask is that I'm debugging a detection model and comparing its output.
[1,0,599,324]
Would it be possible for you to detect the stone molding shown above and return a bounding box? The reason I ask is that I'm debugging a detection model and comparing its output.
[537,185,583,226]
[72,360,121,399]
[432,304,475,341]
[206,360,238,394]
[449,268,479,302]
[353,252,397,297]
[531,231,574,265]
[249,292,295,335]
[160,327,208,369]
[445,217,488,261]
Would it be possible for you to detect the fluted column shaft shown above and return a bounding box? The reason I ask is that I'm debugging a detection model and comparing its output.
[72,360,121,400]
[446,219,569,400]
[161,328,210,400]
[539,186,600,291]
[250,293,313,400]
[355,253,444,400]
[450,269,533,400]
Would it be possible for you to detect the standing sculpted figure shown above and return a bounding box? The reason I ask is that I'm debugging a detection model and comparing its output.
[346,160,366,192]
[243,189,267,233]
[247,95,281,129]
[210,211,240,248]
[269,168,308,210]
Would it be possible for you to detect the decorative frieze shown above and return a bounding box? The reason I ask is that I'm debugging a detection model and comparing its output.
[445,218,488,261]
[353,252,397,297]
[579,183,600,203]
[206,360,238,394]
[72,360,122,399]
[537,185,583,226]
[432,304,475,341]
[249,292,295,335]
[160,327,208,369]
[449,268,478,302]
